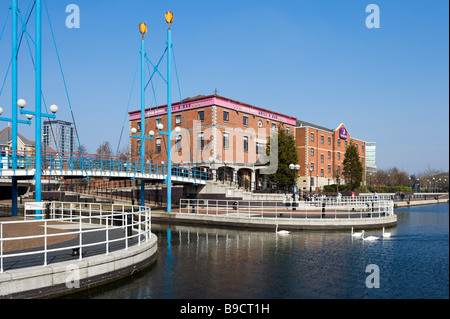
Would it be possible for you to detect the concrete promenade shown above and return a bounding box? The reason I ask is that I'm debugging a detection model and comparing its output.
[0,214,158,299]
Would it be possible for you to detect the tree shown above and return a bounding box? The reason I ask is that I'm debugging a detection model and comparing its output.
[342,141,364,191]
[266,126,299,184]
[96,141,113,155]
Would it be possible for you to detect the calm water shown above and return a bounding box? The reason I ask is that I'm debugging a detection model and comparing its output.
[73,203,449,299]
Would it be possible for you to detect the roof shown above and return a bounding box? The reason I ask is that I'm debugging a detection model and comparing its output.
[0,126,56,153]
[0,126,34,147]
[295,120,334,133]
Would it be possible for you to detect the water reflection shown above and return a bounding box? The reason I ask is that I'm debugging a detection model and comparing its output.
[70,204,448,299]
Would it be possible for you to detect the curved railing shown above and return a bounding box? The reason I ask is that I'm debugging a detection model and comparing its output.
[179,197,394,219]
[0,202,151,273]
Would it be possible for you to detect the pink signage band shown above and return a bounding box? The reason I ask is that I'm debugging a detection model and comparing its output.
[129,96,297,126]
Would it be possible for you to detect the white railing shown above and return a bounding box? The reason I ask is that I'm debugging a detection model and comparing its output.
[179,197,394,219]
[0,202,151,273]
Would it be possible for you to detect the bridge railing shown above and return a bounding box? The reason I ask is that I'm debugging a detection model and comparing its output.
[0,150,208,181]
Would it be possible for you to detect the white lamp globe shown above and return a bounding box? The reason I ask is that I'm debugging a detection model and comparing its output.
[149,130,155,136]
[0,107,3,115]
[17,99,26,108]
[289,164,295,170]
[25,114,34,120]
[131,128,137,134]
[49,104,59,114]
[175,126,181,133]
[157,123,164,130]
[295,164,300,171]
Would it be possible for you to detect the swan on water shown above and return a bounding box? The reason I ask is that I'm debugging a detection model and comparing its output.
[351,227,363,237]
[276,224,290,235]
[362,230,379,241]
[382,227,392,238]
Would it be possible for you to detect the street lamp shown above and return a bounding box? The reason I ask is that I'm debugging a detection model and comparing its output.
[18,98,58,219]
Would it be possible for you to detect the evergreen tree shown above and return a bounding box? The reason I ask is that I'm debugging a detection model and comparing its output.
[266,126,299,184]
[342,141,364,190]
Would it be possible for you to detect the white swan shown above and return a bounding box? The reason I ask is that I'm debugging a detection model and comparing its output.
[362,230,379,241]
[382,227,392,238]
[351,227,363,237]
[276,224,290,235]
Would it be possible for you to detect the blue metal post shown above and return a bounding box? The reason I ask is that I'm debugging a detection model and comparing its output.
[35,0,42,219]
[11,0,18,217]
[140,34,146,207]
[166,27,172,213]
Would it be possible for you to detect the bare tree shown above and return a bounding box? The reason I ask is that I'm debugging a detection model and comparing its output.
[96,141,113,155]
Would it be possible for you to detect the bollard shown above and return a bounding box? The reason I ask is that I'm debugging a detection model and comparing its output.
[321,202,326,218]
[45,203,51,219]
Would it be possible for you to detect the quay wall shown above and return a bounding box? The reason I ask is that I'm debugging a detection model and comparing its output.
[0,234,158,299]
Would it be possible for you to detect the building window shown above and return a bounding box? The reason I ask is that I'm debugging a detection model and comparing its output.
[321,135,324,144]
[321,154,324,163]
[321,168,324,177]
[175,136,181,152]
[311,132,314,142]
[272,123,276,131]
[345,140,348,148]
[310,148,314,157]
[223,132,229,149]
[337,165,341,173]
[198,132,204,149]
[310,163,314,172]
[256,142,264,155]
[223,111,229,122]
[156,138,161,154]
[328,137,331,145]
[137,122,141,131]
[198,111,205,121]
[338,152,341,160]
[175,115,181,125]
[328,165,331,174]
[243,116,248,126]
[243,136,249,152]
[286,127,290,135]
[156,118,161,128]
[337,139,341,147]
[362,145,364,152]
[328,151,331,159]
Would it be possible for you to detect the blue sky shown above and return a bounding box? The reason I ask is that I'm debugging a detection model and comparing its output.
[0,0,448,174]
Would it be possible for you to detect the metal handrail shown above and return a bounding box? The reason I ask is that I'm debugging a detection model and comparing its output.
[179,197,394,219]
[0,202,151,273]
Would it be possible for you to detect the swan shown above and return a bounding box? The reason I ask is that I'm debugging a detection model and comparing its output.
[382,227,392,238]
[276,224,290,235]
[362,230,379,241]
[351,227,363,237]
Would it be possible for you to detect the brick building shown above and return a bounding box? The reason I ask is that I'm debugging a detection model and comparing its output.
[129,94,367,193]
[295,120,366,193]
[129,94,297,189]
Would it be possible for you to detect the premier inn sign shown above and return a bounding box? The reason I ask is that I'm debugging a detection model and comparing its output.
[339,127,348,140]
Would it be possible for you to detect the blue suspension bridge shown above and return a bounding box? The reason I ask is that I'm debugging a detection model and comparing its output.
[0,1,206,218]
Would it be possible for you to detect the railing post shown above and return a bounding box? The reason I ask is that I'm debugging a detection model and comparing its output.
[44,220,47,266]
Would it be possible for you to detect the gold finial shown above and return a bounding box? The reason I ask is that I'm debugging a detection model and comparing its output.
[165,11,173,29]
[139,23,147,39]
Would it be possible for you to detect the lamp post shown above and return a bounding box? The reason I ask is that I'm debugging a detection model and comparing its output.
[289,163,300,202]
[309,166,313,194]
[0,0,32,217]
[19,99,58,219]
[156,12,179,213]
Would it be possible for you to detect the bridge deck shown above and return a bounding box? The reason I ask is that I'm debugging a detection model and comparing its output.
[0,150,207,185]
